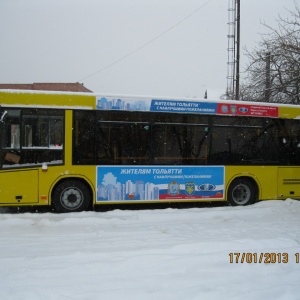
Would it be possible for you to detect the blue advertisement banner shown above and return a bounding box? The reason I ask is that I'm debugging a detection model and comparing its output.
[96,96,278,118]
[96,96,218,115]
[150,100,217,114]
[96,166,224,202]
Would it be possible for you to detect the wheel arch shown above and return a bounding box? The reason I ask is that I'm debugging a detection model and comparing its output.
[226,174,261,202]
[50,175,95,207]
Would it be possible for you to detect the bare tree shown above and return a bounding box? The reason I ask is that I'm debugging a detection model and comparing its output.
[242,2,300,104]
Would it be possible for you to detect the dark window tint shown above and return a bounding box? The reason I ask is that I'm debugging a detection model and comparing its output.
[72,110,300,166]
[97,122,151,165]
[152,124,209,165]
[73,111,96,164]
[0,109,64,168]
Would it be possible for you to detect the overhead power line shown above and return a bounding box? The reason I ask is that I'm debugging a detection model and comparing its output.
[79,0,216,82]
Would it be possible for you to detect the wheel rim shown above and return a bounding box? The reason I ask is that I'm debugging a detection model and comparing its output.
[231,183,251,205]
[60,187,84,210]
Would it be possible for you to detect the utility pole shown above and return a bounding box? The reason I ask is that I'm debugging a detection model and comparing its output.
[227,0,240,100]
[235,0,240,100]
[265,52,271,102]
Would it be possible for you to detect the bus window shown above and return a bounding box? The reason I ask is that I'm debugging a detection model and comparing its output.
[0,110,21,166]
[1,110,21,150]
[210,116,265,165]
[152,124,209,165]
[0,109,64,168]
[50,117,63,147]
[96,121,151,165]
[23,115,63,148]
[263,119,280,164]
[95,110,152,165]
[74,110,211,166]
[278,119,300,165]
[73,110,96,165]
[210,126,264,164]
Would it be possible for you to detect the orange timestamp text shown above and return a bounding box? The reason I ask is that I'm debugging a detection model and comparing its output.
[229,252,300,264]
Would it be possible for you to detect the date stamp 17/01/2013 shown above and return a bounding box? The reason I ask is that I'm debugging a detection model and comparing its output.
[229,252,300,264]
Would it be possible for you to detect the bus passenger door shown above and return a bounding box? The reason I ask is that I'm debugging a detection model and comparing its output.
[0,169,39,204]
[277,167,300,199]
[0,108,64,205]
[0,109,39,204]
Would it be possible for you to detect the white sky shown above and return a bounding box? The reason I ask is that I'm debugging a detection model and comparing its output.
[0,0,298,98]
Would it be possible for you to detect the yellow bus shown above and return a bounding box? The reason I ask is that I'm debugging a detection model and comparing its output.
[0,90,300,212]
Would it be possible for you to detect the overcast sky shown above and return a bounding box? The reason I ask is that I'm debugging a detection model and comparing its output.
[0,0,297,98]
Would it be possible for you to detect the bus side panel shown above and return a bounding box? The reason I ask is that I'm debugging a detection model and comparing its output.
[278,167,300,199]
[225,166,279,201]
[0,169,39,204]
[39,166,96,206]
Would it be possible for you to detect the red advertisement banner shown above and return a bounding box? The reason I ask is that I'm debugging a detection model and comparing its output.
[217,103,278,117]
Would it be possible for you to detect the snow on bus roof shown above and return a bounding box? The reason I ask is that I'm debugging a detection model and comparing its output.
[0,88,298,108]
[0,89,95,97]
[1,89,300,118]
[0,104,92,110]
[0,89,94,109]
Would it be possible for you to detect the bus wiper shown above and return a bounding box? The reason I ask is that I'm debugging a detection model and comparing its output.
[0,110,7,123]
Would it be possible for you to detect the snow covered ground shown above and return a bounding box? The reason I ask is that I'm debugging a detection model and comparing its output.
[1,199,300,300]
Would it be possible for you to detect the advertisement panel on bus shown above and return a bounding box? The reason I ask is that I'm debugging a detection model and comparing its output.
[96,96,279,118]
[96,166,225,202]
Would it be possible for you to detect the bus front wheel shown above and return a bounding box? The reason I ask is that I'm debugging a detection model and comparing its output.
[228,178,257,206]
[52,180,91,213]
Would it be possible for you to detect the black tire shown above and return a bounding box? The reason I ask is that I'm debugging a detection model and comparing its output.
[228,178,257,206]
[52,180,91,213]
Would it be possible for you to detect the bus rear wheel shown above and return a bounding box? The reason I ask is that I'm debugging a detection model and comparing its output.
[52,180,91,213]
[228,178,256,206]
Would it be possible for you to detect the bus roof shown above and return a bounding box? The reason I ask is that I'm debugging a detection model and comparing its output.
[1,89,300,119]
[0,89,95,110]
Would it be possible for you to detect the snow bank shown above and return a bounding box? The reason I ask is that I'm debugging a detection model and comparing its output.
[1,199,300,299]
